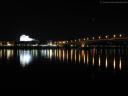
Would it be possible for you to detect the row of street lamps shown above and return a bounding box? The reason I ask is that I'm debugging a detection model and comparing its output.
[70,34,124,43]
[47,34,125,45]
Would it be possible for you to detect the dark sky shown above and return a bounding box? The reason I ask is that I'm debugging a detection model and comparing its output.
[0,1,128,40]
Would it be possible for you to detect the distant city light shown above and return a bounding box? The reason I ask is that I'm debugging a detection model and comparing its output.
[81,44,85,47]
[98,36,101,39]
[7,43,12,46]
[84,38,85,41]
[59,41,62,43]
[113,35,116,38]
[119,34,122,37]
[32,44,38,46]
[49,42,53,46]
[92,37,95,40]
[63,41,66,44]
[105,35,108,39]
[20,35,35,41]
[7,42,12,46]
[70,45,73,47]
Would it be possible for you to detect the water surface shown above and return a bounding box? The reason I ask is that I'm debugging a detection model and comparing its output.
[0,48,128,80]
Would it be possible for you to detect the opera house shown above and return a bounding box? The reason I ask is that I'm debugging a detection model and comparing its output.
[16,35,39,47]
[0,34,39,48]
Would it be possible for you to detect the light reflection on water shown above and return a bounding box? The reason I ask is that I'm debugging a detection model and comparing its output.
[19,50,32,67]
[39,48,123,70]
[113,57,116,70]
[98,55,101,67]
[0,48,126,71]
[0,49,14,60]
[18,50,38,67]
[105,57,108,68]
[119,57,122,70]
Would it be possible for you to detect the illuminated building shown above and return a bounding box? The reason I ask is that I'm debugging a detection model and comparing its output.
[20,35,35,41]
[16,34,39,47]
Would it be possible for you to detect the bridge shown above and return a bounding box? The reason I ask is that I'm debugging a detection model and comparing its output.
[50,34,128,47]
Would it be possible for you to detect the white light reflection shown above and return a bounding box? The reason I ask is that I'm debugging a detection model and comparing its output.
[92,48,95,66]
[75,50,77,63]
[47,50,50,59]
[55,50,57,60]
[66,50,68,62]
[49,49,52,60]
[34,50,38,57]
[99,56,101,67]
[7,50,14,60]
[41,50,47,57]
[0,50,2,58]
[56,49,59,59]
[59,49,61,61]
[62,50,65,62]
[87,51,89,65]
[71,49,73,62]
[113,58,116,70]
[78,51,81,64]
[105,57,108,68]
[19,50,32,67]
[82,50,85,64]
[119,57,122,70]
[92,56,94,66]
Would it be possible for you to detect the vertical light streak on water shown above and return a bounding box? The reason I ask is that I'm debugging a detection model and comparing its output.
[87,51,89,65]
[99,55,101,67]
[66,50,68,63]
[62,49,65,62]
[71,49,73,62]
[105,57,108,69]
[113,58,116,70]
[74,50,77,63]
[119,57,122,70]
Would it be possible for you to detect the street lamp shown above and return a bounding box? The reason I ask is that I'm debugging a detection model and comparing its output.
[113,35,116,38]
[119,34,122,37]
[105,35,108,39]
[98,36,101,39]
[92,37,95,40]
[63,41,65,44]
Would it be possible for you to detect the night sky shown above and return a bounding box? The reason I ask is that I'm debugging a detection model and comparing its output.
[0,1,128,40]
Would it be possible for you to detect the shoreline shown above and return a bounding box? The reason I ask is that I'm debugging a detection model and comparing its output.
[0,46,127,49]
